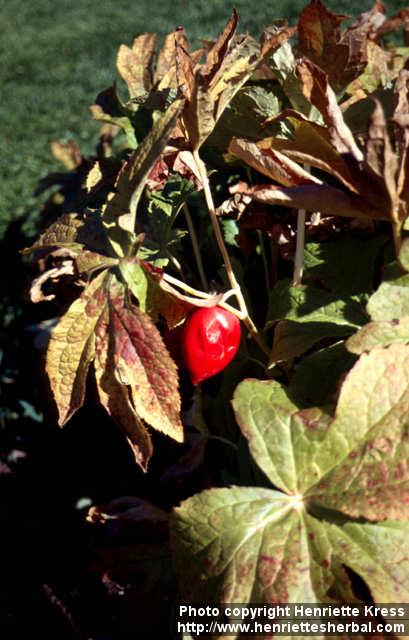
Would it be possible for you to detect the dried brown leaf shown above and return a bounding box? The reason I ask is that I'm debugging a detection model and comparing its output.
[394,69,409,219]
[50,140,83,170]
[298,1,386,92]
[376,7,409,38]
[298,58,364,160]
[116,33,157,97]
[261,113,358,191]
[229,137,320,187]
[175,15,295,150]
[30,259,76,303]
[249,182,387,220]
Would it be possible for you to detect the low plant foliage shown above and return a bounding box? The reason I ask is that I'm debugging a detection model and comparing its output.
[26,0,409,635]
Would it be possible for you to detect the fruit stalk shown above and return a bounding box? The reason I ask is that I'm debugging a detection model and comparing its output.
[193,150,269,357]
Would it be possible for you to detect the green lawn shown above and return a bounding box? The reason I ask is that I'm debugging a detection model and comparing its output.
[0,0,405,239]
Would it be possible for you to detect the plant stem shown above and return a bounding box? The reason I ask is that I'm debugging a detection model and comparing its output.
[293,208,306,286]
[183,202,209,291]
[392,219,402,257]
[292,163,310,287]
[162,273,247,320]
[193,149,270,357]
[163,273,212,298]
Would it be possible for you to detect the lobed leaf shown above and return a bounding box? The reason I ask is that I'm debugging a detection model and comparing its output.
[298,0,384,93]
[171,486,409,621]
[234,340,409,521]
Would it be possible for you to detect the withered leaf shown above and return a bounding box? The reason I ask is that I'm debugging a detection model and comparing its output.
[22,213,85,255]
[375,7,409,38]
[116,34,157,97]
[244,182,384,220]
[298,58,364,160]
[87,496,168,533]
[50,140,83,170]
[261,111,358,191]
[298,0,385,93]
[46,270,109,426]
[229,137,321,187]
[155,32,178,87]
[175,12,295,150]
[30,259,76,303]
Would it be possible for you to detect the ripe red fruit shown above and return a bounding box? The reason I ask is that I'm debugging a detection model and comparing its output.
[181,306,241,385]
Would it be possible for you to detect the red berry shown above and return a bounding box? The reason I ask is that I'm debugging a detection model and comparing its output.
[181,306,241,385]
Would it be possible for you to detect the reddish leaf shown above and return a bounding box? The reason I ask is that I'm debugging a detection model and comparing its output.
[109,279,183,443]
[261,111,358,191]
[298,0,386,93]
[94,305,154,470]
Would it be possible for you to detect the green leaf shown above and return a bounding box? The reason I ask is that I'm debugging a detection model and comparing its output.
[289,342,356,408]
[172,485,409,619]
[207,84,283,151]
[270,319,354,365]
[269,40,312,114]
[171,487,349,605]
[90,85,137,149]
[75,250,118,275]
[220,218,239,247]
[399,237,409,272]
[267,279,367,329]
[303,234,387,298]
[367,263,409,321]
[237,342,409,520]
[137,178,191,267]
[346,317,409,354]
[329,520,409,602]
[119,259,190,329]
[172,346,409,609]
[119,259,150,308]
[309,344,409,520]
[171,487,362,611]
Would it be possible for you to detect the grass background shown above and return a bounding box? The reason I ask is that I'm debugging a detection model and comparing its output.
[1,0,406,239]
